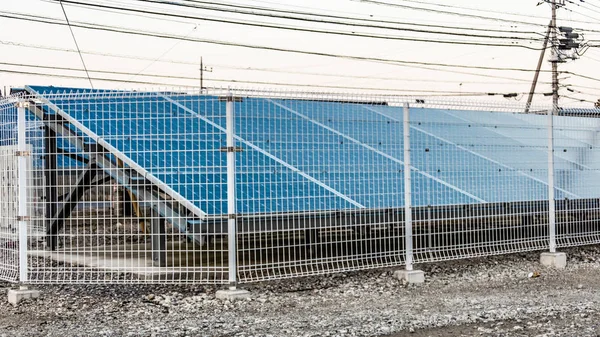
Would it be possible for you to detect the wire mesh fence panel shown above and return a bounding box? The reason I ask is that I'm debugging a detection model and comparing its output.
[23,87,230,284]
[406,105,552,263]
[234,94,407,282]
[0,98,20,282]
[3,85,599,285]
[550,109,600,248]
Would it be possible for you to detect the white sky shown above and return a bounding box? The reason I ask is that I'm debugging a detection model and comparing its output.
[0,0,599,107]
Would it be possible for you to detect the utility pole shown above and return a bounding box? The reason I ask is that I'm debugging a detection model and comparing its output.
[527,1,568,111]
[550,0,560,108]
[525,22,552,113]
[199,57,213,92]
[528,1,581,110]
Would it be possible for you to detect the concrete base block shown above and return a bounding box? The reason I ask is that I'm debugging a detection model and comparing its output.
[540,252,567,269]
[393,269,425,284]
[215,289,251,300]
[8,287,41,305]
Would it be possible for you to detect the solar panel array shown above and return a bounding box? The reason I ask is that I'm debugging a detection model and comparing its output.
[26,86,600,218]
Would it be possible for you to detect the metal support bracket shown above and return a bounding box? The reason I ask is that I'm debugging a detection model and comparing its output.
[14,151,31,157]
[220,146,243,153]
[218,96,244,102]
[15,101,30,108]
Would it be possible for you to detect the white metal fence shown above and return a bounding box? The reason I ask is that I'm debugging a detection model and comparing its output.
[0,87,598,284]
[0,98,20,282]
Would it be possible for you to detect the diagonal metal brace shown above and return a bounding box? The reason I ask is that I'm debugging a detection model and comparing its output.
[46,160,100,250]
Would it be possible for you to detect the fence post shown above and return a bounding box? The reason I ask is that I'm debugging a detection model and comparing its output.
[393,103,424,283]
[539,107,566,268]
[226,92,238,289]
[403,103,414,271]
[547,107,556,253]
[16,100,29,282]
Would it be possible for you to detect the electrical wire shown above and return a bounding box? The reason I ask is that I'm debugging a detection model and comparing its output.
[0,60,547,88]
[233,0,551,28]
[582,53,600,63]
[0,11,552,74]
[570,1,600,16]
[561,6,600,24]
[0,60,563,98]
[0,66,523,96]
[562,71,600,83]
[124,24,198,83]
[360,0,600,34]
[40,0,197,25]
[563,83,600,94]
[50,0,546,47]
[562,95,597,104]
[141,0,546,37]
[59,0,94,88]
[357,0,549,27]
[581,0,600,11]
[564,0,600,18]
[0,38,554,85]
[396,0,600,28]
[382,0,552,21]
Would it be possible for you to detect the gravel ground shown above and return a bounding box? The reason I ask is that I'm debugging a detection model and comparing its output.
[1,245,599,336]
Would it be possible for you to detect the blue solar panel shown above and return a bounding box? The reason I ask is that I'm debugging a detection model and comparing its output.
[266,99,478,207]
[366,106,554,202]
[407,108,600,199]
[26,85,600,218]
[28,86,359,215]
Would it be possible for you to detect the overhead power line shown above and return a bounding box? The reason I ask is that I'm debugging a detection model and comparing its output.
[581,0,600,11]
[0,10,554,79]
[562,71,600,83]
[562,0,600,23]
[384,0,600,27]
[565,0,600,16]
[359,0,600,33]
[199,0,600,28]
[0,66,527,96]
[562,95,597,104]
[0,60,549,89]
[51,0,545,47]
[357,0,549,27]
[386,0,552,21]
[0,12,546,65]
[0,38,551,85]
[130,0,546,38]
[59,0,93,88]
[562,83,600,93]
[0,61,571,100]
[55,0,547,36]
[563,86,599,96]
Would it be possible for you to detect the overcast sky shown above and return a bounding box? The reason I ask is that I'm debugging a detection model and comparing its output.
[1,0,599,107]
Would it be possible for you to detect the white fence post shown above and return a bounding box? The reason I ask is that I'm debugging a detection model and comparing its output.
[547,108,556,253]
[16,100,29,282]
[226,92,238,289]
[403,103,414,271]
